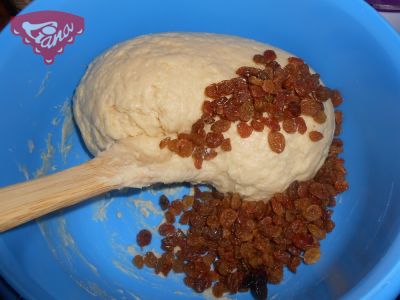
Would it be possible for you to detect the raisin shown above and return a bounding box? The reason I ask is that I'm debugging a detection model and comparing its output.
[301,98,322,116]
[136,229,152,248]
[249,85,266,98]
[159,223,176,236]
[217,80,235,95]
[171,200,184,215]
[263,117,281,131]
[292,233,314,250]
[309,182,330,199]
[205,84,219,99]
[238,101,255,122]
[204,148,218,161]
[236,66,263,78]
[309,131,324,141]
[268,131,285,153]
[315,86,330,102]
[144,252,157,268]
[307,223,326,240]
[263,49,277,63]
[237,122,253,138]
[172,259,185,273]
[288,56,304,65]
[303,247,321,264]
[331,90,343,107]
[282,118,296,134]
[212,282,227,298]
[159,195,170,210]
[182,195,194,210]
[220,209,238,228]
[221,138,232,151]
[262,80,276,93]
[165,211,175,224]
[271,198,284,216]
[179,211,191,225]
[159,137,171,149]
[211,119,231,133]
[132,255,144,269]
[175,138,194,157]
[203,101,216,115]
[253,54,266,65]
[303,205,322,221]
[249,76,264,86]
[295,117,307,134]
[286,101,301,118]
[251,119,264,132]
[313,110,327,124]
[206,132,224,148]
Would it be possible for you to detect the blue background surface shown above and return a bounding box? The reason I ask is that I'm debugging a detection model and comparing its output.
[0,0,400,299]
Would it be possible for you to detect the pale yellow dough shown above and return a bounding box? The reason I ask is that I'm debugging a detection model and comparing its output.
[74,33,335,200]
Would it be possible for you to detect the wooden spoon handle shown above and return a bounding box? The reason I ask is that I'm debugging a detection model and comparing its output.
[0,158,118,232]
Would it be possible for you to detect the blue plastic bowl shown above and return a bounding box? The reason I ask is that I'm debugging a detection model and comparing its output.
[1,0,400,299]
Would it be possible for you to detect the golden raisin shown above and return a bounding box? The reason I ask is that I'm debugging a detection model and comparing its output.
[132,255,144,269]
[251,119,264,132]
[220,138,232,151]
[309,131,324,141]
[282,118,296,134]
[295,117,307,134]
[237,122,253,138]
[159,137,171,149]
[313,110,327,124]
[303,247,321,264]
[268,131,285,153]
[219,209,238,228]
[206,132,224,148]
[211,119,231,133]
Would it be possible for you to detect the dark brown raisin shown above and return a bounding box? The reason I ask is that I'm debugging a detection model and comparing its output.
[165,211,176,224]
[159,195,170,211]
[144,252,158,268]
[136,229,152,248]
[263,49,277,63]
[159,223,176,236]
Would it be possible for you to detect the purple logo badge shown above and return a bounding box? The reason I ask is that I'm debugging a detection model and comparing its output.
[11,11,84,64]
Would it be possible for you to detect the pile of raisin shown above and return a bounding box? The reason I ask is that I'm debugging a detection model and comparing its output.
[133,139,348,299]
[160,49,343,169]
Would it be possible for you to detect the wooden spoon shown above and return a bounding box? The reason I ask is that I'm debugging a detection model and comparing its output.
[0,155,119,232]
[0,138,202,232]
